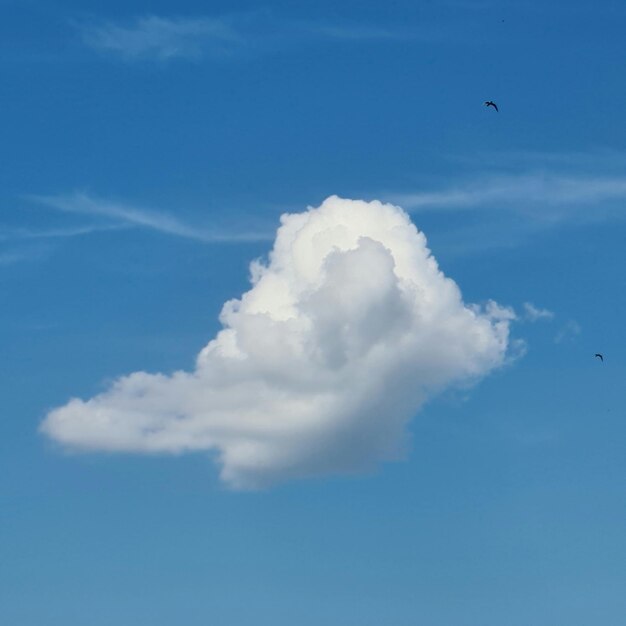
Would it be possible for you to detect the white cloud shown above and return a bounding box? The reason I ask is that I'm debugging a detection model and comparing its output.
[40,196,513,489]
[522,302,554,322]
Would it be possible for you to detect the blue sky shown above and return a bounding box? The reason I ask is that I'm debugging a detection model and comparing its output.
[2,0,626,624]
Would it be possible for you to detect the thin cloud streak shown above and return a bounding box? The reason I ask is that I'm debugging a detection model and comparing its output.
[522,302,554,322]
[311,24,408,41]
[554,320,581,344]
[372,166,626,256]
[0,250,33,265]
[389,172,626,219]
[0,246,51,266]
[0,224,127,241]
[80,15,242,60]
[78,12,418,61]
[28,192,272,243]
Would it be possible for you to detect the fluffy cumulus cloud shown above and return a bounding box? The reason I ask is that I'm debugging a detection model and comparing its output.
[41,197,513,488]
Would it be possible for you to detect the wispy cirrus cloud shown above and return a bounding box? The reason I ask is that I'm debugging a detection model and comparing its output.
[522,302,554,322]
[27,192,271,243]
[554,320,581,344]
[388,172,626,220]
[0,220,124,267]
[78,12,414,61]
[0,224,126,241]
[0,244,53,266]
[0,250,34,265]
[79,15,243,61]
[311,24,406,41]
[372,154,626,255]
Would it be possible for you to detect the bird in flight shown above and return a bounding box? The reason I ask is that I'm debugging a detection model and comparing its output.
[485,101,499,112]
[595,353,604,362]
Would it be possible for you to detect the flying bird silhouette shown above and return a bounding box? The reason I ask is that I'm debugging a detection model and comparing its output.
[485,101,499,112]
[595,353,604,362]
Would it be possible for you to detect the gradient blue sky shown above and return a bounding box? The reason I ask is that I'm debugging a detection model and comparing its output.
[2,0,626,624]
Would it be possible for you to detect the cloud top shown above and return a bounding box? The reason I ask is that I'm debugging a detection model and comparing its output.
[41,196,512,488]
